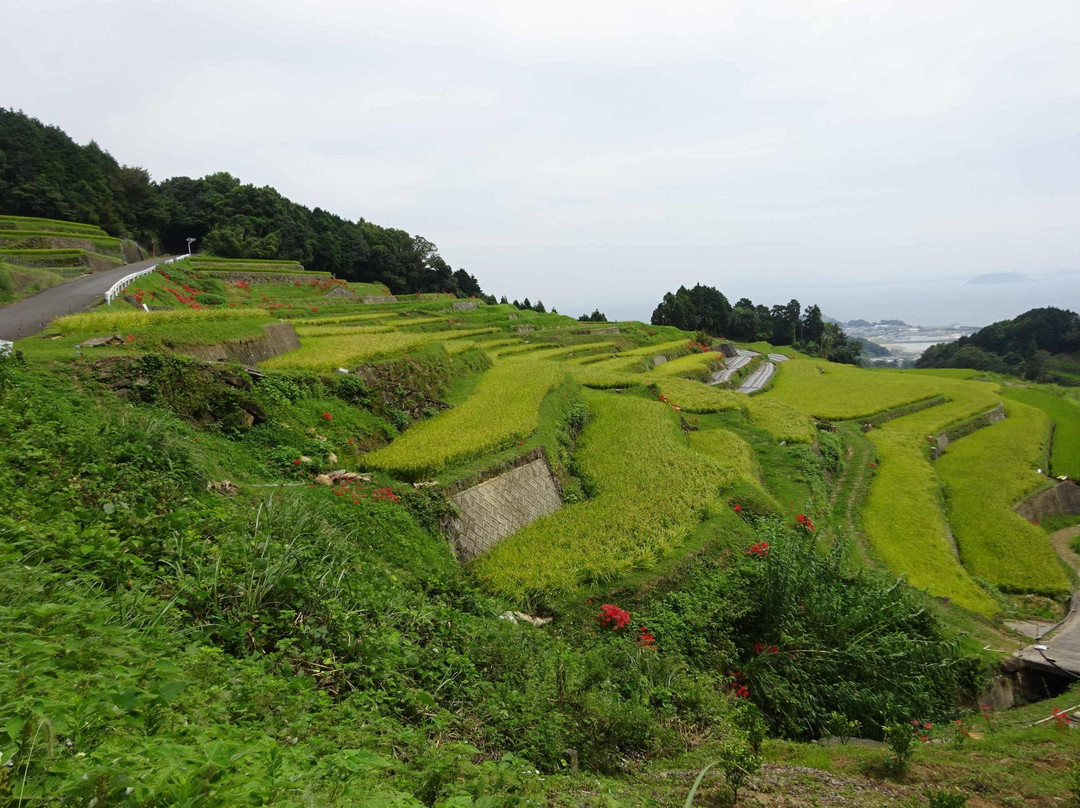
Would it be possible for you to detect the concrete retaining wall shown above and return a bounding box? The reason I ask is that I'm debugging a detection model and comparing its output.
[446,449,563,560]
[182,322,301,365]
[1015,480,1080,522]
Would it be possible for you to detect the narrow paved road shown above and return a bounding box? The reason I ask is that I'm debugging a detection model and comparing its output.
[0,256,171,341]
[1015,526,1080,676]
[739,360,775,393]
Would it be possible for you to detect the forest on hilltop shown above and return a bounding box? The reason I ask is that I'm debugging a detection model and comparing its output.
[0,108,483,297]
[652,283,861,363]
[917,307,1080,383]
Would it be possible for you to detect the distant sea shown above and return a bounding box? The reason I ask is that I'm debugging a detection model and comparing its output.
[805,272,1080,328]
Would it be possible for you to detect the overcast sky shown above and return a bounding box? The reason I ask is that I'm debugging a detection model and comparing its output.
[6,0,1080,324]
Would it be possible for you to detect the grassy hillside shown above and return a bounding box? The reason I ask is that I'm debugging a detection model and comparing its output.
[4,252,1079,806]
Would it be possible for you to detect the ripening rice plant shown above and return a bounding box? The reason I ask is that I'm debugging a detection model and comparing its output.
[473,390,744,599]
[878,379,1000,439]
[766,359,947,420]
[863,430,998,616]
[54,307,269,333]
[619,338,690,357]
[935,401,1068,597]
[743,397,817,443]
[646,351,721,379]
[653,377,744,413]
[363,360,566,479]
[1000,386,1080,479]
[261,328,494,371]
[688,427,776,505]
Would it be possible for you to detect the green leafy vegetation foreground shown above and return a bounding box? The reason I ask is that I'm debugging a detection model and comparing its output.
[0,353,989,806]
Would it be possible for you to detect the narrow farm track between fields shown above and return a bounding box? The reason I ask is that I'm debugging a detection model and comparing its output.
[0,256,171,340]
[1048,525,1080,572]
[827,426,878,565]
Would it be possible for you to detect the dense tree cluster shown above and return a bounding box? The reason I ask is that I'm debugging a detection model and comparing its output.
[651,284,860,364]
[0,109,484,297]
[916,307,1080,382]
[578,309,608,322]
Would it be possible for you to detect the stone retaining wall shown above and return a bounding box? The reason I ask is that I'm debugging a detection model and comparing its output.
[182,322,301,365]
[362,295,398,304]
[446,448,563,560]
[1015,480,1080,522]
[930,404,1006,459]
[452,300,478,311]
[202,271,330,284]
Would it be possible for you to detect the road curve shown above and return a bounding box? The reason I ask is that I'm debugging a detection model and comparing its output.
[1015,527,1080,676]
[739,361,775,393]
[0,256,172,341]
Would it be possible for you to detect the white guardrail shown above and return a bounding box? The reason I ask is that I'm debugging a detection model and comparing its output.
[104,255,187,305]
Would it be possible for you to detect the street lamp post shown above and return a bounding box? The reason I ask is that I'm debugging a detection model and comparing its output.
[186,237,196,256]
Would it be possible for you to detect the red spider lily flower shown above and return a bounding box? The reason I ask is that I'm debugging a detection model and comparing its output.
[597,604,631,630]
[796,513,807,524]
[322,412,334,420]
[292,459,302,466]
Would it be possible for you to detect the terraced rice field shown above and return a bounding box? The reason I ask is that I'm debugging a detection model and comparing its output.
[261,328,496,371]
[765,359,947,420]
[473,390,743,598]
[1000,386,1080,479]
[647,351,721,378]
[935,401,1069,597]
[863,430,998,615]
[743,398,817,443]
[688,427,775,503]
[363,360,566,480]
[653,377,744,413]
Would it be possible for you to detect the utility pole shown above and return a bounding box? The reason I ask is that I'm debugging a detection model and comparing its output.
[186,237,196,256]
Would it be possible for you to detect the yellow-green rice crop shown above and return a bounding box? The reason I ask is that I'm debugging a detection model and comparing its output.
[766,359,946,419]
[1000,386,1080,479]
[646,351,721,378]
[261,328,495,371]
[506,342,618,362]
[863,431,998,615]
[654,377,744,413]
[567,365,648,389]
[619,339,690,357]
[935,401,1068,597]
[878,380,1000,438]
[293,325,397,337]
[688,427,774,502]
[473,391,744,598]
[54,307,269,333]
[363,360,566,479]
[743,398,817,443]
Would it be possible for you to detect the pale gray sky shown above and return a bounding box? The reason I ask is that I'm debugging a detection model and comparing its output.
[6,0,1080,323]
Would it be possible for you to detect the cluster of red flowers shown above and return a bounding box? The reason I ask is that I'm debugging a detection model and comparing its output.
[124,334,135,344]
[1052,708,1074,728]
[322,412,334,421]
[745,541,770,558]
[686,341,710,353]
[329,480,402,505]
[597,603,632,631]
[731,502,743,513]
[730,671,750,699]
[795,513,816,531]
[753,643,779,655]
[231,280,251,292]
[910,719,933,742]
[636,627,656,647]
